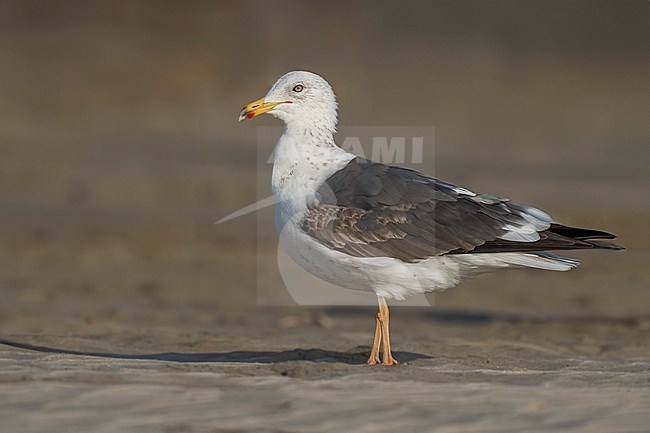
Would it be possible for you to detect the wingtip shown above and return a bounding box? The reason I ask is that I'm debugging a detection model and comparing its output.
[587,239,625,251]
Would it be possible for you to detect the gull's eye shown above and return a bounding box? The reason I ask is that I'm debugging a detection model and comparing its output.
[292,84,304,93]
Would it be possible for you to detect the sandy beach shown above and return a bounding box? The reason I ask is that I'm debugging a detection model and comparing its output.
[1,2,649,432]
[1,306,649,432]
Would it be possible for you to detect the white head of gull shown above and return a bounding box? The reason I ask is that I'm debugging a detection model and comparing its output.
[239,71,624,366]
[240,71,338,146]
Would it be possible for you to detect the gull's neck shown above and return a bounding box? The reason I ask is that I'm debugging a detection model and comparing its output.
[272,121,353,224]
[282,113,338,147]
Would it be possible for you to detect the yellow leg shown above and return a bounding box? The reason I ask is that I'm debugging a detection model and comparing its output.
[378,297,398,365]
[367,297,399,366]
[367,309,382,365]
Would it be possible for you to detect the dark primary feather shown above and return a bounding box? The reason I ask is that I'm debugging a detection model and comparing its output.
[301,157,623,263]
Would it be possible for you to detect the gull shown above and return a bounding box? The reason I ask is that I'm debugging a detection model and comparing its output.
[238,71,624,366]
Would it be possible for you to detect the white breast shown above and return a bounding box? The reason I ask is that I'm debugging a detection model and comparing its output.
[271,129,354,233]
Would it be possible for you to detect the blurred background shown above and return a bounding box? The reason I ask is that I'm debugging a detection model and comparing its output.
[1,1,648,339]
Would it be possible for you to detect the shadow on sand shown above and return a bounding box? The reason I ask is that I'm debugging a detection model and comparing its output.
[0,338,431,365]
[325,307,646,327]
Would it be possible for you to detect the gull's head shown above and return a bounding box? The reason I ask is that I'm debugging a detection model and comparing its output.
[239,71,338,134]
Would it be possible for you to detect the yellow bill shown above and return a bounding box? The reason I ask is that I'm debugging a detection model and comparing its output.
[238,97,291,122]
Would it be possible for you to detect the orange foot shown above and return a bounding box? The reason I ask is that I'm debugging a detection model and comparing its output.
[382,355,399,366]
[367,354,381,365]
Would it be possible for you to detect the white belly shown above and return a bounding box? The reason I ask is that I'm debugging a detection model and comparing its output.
[276,216,474,300]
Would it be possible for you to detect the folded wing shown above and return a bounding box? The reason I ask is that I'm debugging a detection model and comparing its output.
[301,157,623,263]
